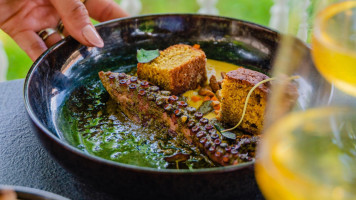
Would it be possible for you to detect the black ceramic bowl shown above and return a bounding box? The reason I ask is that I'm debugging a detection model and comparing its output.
[0,185,69,200]
[24,14,331,200]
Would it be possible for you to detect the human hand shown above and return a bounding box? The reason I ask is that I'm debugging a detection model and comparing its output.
[0,0,129,61]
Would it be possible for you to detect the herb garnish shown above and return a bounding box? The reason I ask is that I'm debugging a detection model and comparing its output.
[214,123,236,140]
[197,100,214,115]
[137,49,160,63]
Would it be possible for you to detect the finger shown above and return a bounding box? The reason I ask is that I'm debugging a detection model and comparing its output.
[85,0,129,22]
[50,0,104,48]
[44,32,64,47]
[11,30,47,61]
[61,28,69,37]
[59,0,129,36]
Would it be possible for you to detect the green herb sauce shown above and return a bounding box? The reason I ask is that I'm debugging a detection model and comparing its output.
[58,81,215,170]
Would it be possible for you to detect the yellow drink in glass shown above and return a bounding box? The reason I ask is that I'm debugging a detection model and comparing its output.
[311,1,356,96]
[255,107,356,200]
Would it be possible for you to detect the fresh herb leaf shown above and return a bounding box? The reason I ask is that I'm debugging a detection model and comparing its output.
[214,124,223,133]
[221,131,236,140]
[137,49,160,63]
[197,100,213,115]
[214,123,236,140]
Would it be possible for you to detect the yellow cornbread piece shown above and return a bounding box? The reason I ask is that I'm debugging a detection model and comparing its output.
[218,68,270,135]
[137,44,207,94]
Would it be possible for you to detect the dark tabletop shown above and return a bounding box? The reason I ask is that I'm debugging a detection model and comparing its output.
[0,79,121,200]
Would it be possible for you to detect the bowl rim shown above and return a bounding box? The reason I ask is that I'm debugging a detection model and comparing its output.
[23,13,278,174]
[0,185,69,200]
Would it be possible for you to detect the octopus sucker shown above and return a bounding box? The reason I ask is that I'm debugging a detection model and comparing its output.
[99,71,259,166]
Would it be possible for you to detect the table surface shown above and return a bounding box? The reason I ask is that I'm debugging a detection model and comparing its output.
[0,79,124,200]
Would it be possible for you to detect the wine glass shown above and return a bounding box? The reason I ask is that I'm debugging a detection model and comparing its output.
[255,0,356,199]
[257,107,356,199]
[311,0,356,97]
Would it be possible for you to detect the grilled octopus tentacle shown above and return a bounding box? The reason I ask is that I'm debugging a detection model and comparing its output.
[99,71,259,166]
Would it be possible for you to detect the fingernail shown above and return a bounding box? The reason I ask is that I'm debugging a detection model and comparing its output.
[82,24,104,48]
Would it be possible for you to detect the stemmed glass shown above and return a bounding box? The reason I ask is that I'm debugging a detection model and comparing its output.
[255,0,356,199]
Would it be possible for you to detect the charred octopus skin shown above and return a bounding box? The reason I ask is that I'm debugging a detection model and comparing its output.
[99,71,259,166]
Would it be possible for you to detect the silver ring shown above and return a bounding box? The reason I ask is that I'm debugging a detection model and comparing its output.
[37,28,57,41]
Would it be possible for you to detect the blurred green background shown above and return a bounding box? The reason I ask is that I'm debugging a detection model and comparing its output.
[0,0,273,81]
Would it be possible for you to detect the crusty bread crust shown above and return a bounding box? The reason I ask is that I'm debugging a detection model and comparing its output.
[137,44,207,94]
[225,68,270,94]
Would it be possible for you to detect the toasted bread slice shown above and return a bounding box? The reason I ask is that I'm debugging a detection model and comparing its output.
[218,68,270,134]
[137,44,207,94]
